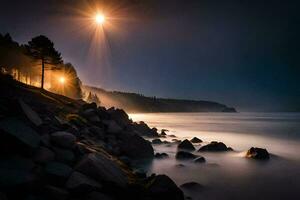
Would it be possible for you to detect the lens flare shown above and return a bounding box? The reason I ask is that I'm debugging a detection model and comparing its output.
[95,14,105,25]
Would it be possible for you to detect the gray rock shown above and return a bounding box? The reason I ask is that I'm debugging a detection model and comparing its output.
[51,131,76,149]
[246,147,270,160]
[152,138,162,144]
[19,99,42,126]
[76,153,128,187]
[180,182,203,190]
[155,153,169,159]
[198,141,232,152]
[193,156,206,163]
[175,151,197,160]
[66,171,102,191]
[146,175,184,200]
[103,120,123,134]
[33,147,55,164]
[118,134,154,159]
[178,139,195,151]
[190,137,202,143]
[0,118,41,150]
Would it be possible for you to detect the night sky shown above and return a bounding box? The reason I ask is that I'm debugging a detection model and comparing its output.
[0,0,299,111]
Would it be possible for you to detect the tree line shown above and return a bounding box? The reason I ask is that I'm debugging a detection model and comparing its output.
[0,33,82,99]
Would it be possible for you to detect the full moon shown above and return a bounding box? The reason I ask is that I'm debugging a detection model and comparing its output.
[95,14,105,25]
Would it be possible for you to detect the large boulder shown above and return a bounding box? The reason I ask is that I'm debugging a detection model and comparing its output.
[175,151,197,160]
[0,118,41,153]
[146,175,184,200]
[190,137,202,143]
[43,185,69,200]
[18,99,43,126]
[198,141,232,152]
[246,147,270,160]
[118,133,154,159]
[178,139,195,151]
[50,131,76,149]
[75,153,128,187]
[134,121,159,137]
[107,108,131,128]
[66,171,102,192]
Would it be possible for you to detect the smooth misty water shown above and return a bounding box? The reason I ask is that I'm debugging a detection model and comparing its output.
[129,112,300,200]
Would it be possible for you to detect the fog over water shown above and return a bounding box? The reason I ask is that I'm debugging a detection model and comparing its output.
[129,112,300,200]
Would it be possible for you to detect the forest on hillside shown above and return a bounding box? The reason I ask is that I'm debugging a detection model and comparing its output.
[0,33,82,99]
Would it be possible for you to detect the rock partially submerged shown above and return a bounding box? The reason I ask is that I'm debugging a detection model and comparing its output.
[155,153,169,159]
[178,139,195,151]
[193,156,206,163]
[180,182,203,190]
[146,175,184,200]
[152,138,163,144]
[198,141,232,152]
[176,151,197,160]
[246,147,270,160]
[190,137,202,143]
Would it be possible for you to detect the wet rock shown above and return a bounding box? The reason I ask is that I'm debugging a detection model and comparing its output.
[118,134,154,159]
[180,182,203,190]
[152,138,163,144]
[175,151,197,160]
[178,139,195,151]
[146,175,184,200]
[198,141,232,152]
[190,137,202,143]
[19,99,43,126]
[50,131,76,149]
[193,156,206,163]
[0,118,41,153]
[246,147,270,160]
[33,147,55,164]
[169,135,177,138]
[76,153,128,187]
[155,153,169,159]
[66,171,102,192]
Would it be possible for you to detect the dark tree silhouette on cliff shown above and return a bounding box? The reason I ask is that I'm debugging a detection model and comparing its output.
[26,35,62,89]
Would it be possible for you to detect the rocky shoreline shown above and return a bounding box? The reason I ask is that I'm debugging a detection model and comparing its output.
[0,74,269,200]
[0,74,184,200]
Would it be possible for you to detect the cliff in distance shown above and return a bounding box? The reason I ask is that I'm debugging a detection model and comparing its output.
[83,85,237,113]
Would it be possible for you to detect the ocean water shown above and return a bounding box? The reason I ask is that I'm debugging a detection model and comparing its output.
[129,112,300,200]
